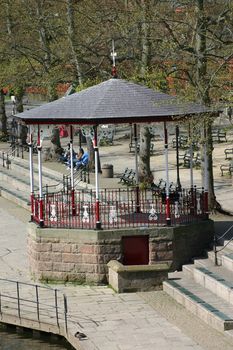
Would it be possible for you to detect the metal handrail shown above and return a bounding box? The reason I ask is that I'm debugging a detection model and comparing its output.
[42,166,90,196]
[0,277,68,334]
[213,224,233,266]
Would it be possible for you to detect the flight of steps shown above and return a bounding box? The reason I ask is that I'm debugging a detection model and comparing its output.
[0,154,64,210]
[164,239,233,339]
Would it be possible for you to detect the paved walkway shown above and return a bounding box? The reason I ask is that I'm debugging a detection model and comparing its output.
[1,197,233,349]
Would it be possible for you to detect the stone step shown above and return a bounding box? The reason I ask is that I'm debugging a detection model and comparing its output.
[163,277,233,332]
[0,167,39,193]
[183,262,233,305]
[0,185,30,211]
[3,155,63,184]
[208,246,233,267]
[223,240,233,252]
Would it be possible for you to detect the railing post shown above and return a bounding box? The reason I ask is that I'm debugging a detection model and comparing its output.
[6,154,9,170]
[16,281,21,319]
[55,289,59,328]
[87,166,90,184]
[0,292,1,314]
[35,285,40,322]
[2,152,5,167]
[16,142,20,157]
[213,232,218,266]
[64,294,68,335]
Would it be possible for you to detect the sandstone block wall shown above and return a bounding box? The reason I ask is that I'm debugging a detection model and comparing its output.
[27,220,214,284]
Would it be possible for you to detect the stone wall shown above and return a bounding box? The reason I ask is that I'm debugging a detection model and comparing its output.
[27,220,214,284]
[108,260,171,293]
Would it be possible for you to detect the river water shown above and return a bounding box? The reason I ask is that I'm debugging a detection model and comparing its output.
[0,328,73,350]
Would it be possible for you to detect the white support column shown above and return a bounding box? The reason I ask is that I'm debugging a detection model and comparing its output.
[70,126,74,190]
[133,124,139,184]
[37,125,44,227]
[190,143,194,189]
[94,125,101,229]
[164,122,171,226]
[204,141,209,216]
[70,125,76,216]
[133,124,140,213]
[28,126,34,221]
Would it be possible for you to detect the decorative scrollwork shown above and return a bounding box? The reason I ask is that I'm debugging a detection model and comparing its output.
[149,204,158,221]
[82,204,89,223]
[174,201,180,218]
[109,206,117,224]
[50,204,57,222]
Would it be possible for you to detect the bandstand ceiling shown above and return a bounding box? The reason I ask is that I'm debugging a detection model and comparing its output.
[15,78,212,125]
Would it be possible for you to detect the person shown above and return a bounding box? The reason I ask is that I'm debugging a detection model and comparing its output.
[59,143,69,163]
[75,148,89,170]
[60,143,74,163]
[66,148,88,169]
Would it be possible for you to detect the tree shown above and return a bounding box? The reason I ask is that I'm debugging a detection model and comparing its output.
[159,0,233,209]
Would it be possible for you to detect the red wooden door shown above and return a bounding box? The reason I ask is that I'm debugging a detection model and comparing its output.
[122,235,149,265]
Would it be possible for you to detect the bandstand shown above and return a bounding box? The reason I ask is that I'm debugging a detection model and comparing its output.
[16,78,214,285]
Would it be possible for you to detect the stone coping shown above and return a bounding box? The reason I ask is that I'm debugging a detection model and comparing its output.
[28,222,175,241]
[107,260,171,272]
[28,220,213,241]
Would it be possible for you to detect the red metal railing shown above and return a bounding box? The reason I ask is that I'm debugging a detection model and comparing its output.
[31,187,206,229]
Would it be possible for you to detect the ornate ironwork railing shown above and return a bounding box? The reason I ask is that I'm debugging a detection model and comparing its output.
[31,186,206,230]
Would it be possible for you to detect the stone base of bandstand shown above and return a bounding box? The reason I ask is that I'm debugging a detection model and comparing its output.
[27,220,214,285]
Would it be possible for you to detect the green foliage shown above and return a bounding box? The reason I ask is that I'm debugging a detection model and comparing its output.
[130,70,169,93]
[75,77,104,92]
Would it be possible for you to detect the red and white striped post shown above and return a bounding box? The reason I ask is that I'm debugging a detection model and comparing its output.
[70,125,76,216]
[94,126,101,229]
[37,125,44,227]
[134,123,140,213]
[164,122,171,226]
[28,126,35,221]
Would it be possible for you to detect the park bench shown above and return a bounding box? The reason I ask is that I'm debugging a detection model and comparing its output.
[220,163,233,176]
[172,135,188,149]
[224,148,233,160]
[129,141,140,153]
[194,153,201,167]
[212,129,227,143]
[119,168,136,186]
[129,142,154,155]
[181,151,201,168]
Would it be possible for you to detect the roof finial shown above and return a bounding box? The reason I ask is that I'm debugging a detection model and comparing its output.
[110,39,117,78]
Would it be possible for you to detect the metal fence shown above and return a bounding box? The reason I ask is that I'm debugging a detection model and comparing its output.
[32,186,206,229]
[0,278,68,334]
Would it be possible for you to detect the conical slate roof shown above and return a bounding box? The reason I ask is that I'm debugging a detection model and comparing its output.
[16,78,210,125]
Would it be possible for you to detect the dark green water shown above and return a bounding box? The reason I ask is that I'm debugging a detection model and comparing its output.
[0,328,73,350]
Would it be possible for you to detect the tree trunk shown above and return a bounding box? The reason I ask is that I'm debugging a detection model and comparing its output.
[48,82,58,102]
[195,0,216,210]
[14,86,28,145]
[138,0,152,183]
[138,125,153,184]
[86,136,102,173]
[66,0,83,85]
[0,89,8,140]
[50,127,62,158]
[47,84,61,160]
